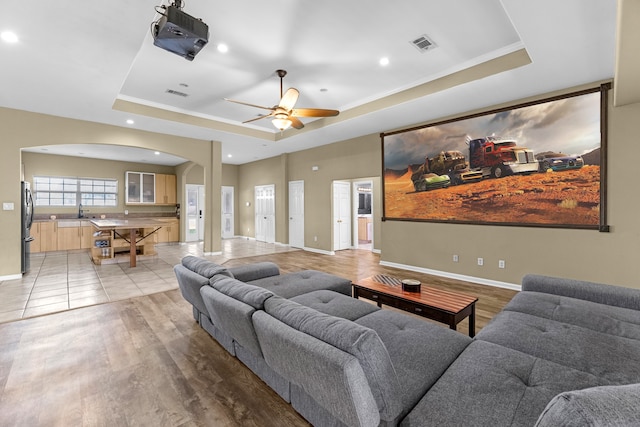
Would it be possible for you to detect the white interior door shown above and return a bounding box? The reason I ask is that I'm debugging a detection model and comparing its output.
[288,180,304,248]
[198,186,205,241]
[221,186,234,239]
[333,181,351,251]
[186,184,205,242]
[255,184,275,243]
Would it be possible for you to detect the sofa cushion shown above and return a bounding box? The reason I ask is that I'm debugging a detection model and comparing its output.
[201,276,275,357]
[355,310,471,422]
[535,383,640,427]
[401,340,606,427]
[504,291,640,340]
[290,290,379,321]
[209,275,274,310]
[181,255,233,279]
[522,274,640,311]
[174,264,210,315]
[253,309,380,427]
[263,296,403,422]
[226,261,280,283]
[476,310,640,383]
[248,270,351,298]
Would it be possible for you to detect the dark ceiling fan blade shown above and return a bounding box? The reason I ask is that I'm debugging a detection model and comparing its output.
[279,88,299,111]
[291,108,340,118]
[242,113,273,124]
[224,98,275,111]
[289,116,305,129]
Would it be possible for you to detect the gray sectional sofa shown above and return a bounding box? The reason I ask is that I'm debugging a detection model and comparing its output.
[175,256,640,426]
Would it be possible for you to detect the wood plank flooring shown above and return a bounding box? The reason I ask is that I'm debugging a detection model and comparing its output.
[0,245,517,426]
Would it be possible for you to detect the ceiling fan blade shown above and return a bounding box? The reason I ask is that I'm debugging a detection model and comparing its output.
[225,98,274,111]
[242,113,273,124]
[289,116,305,129]
[279,88,299,111]
[291,108,340,118]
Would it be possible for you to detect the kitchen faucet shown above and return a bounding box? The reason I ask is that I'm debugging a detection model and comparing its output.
[78,203,84,218]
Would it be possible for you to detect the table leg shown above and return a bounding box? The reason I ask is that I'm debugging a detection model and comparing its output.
[469,304,476,337]
[129,228,137,268]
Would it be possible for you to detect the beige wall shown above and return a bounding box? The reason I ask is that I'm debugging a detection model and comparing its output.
[234,136,383,251]
[381,86,640,289]
[22,151,177,217]
[237,156,286,241]
[230,82,640,290]
[4,80,640,290]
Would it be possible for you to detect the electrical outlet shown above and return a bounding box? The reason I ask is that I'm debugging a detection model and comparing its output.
[453,254,459,262]
[477,257,484,266]
[314,236,318,242]
[499,260,505,269]
[124,209,129,215]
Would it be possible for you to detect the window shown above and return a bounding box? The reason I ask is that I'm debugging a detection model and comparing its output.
[34,176,118,207]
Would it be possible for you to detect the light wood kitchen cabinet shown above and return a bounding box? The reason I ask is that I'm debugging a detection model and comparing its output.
[155,174,177,205]
[40,221,58,252]
[157,219,180,243]
[57,226,81,250]
[81,223,93,249]
[30,222,42,253]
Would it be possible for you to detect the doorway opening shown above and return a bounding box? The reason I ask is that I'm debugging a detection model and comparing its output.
[353,181,373,251]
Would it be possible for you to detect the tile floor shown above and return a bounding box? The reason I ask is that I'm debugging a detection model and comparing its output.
[0,239,298,324]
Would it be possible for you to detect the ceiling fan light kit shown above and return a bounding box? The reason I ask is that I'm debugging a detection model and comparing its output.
[225,69,340,132]
[272,115,292,131]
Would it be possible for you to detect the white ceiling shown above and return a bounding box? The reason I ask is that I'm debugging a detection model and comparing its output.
[3,0,618,166]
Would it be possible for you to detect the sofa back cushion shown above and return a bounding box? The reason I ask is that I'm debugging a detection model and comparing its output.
[210,275,274,310]
[226,262,280,283]
[174,264,210,315]
[202,276,275,357]
[181,255,233,279]
[253,308,380,427]
[262,296,402,422]
[535,383,640,427]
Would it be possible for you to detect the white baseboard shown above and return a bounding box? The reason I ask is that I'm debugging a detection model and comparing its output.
[378,260,521,291]
[203,251,223,256]
[372,248,381,254]
[304,247,335,256]
[0,273,22,281]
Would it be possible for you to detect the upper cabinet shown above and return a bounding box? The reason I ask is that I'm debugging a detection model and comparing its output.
[125,171,176,205]
[156,173,177,205]
[126,171,155,204]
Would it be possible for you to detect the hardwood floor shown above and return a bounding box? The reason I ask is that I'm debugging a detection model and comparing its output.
[0,244,517,426]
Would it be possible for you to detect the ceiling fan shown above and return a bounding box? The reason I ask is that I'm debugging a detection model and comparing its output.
[225,69,339,131]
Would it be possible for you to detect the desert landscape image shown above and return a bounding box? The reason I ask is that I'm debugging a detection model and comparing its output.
[383,165,600,226]
[382,90,603,227]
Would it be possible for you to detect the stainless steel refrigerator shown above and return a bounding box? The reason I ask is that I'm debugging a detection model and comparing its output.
[21,181,34,273]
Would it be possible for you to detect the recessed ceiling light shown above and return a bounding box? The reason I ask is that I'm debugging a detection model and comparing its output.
[1,31,18,43]
[379,57,390,66]
[227,154,232,158]
[217,43,228,53]
[154,151,160,155]
[126,119,134,125]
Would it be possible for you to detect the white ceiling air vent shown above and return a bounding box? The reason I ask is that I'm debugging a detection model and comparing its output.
[410,34,437,53]
[166,89,189,97]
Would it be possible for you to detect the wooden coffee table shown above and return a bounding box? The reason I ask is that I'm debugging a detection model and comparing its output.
[353,275,478,337]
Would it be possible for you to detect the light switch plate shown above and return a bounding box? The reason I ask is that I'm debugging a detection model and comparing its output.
[2,202,15,210]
